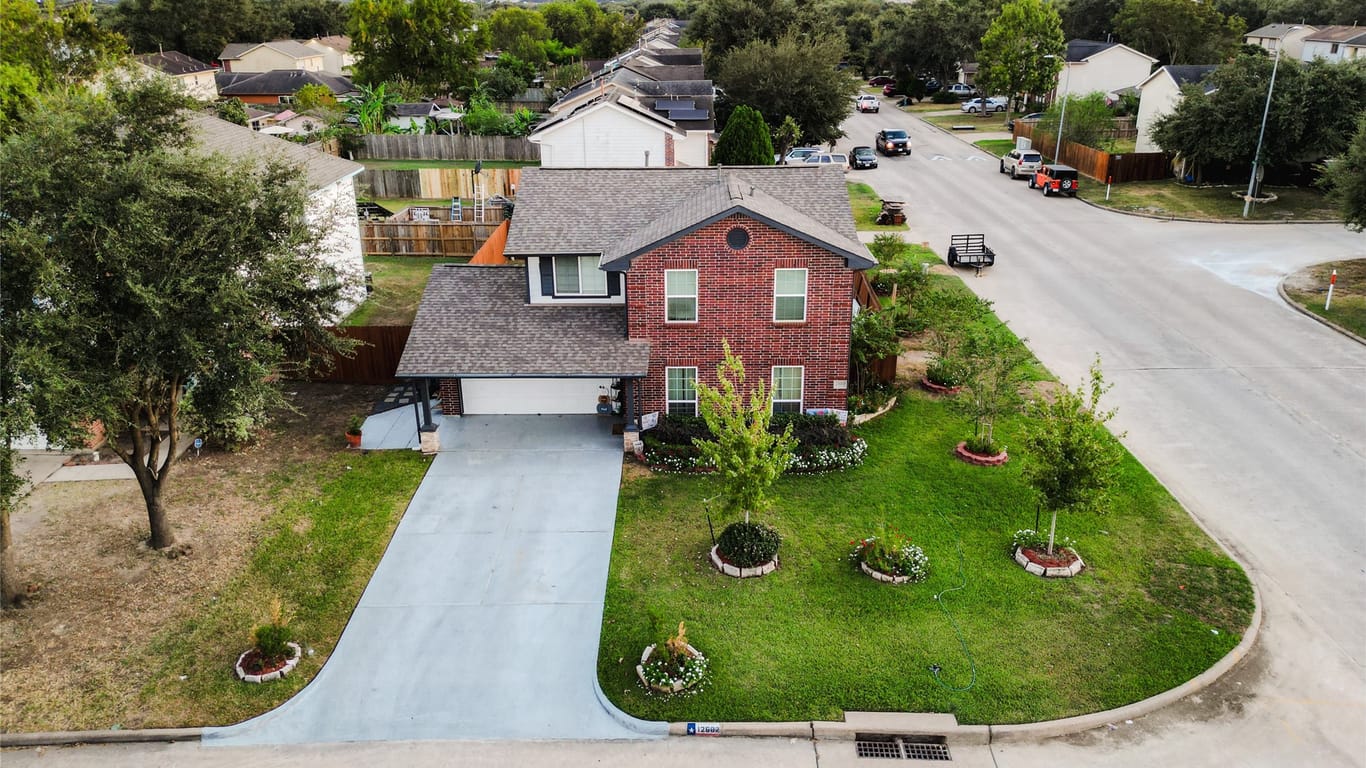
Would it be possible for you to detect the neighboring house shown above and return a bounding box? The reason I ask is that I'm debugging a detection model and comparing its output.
[395,165,875,421]
[1134,64,1218,153]
[388,102,439,133]
[1244,23,1317,60]
[259,109,329,136]
[244,106,273,131]
[216,69,357,105]
[135,51,218,101]
[1056,39,1158,98]
[218,40,325,73]
[303,35,355,73]
[188,114,367,317]
[529,93,702,167]
[1300,25,1366,62]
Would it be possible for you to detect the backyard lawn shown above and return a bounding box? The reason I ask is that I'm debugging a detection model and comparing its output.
[344,255,464,326]
[599,386,1253,725]
[1077,179,1340,222]
[848,182,909,231]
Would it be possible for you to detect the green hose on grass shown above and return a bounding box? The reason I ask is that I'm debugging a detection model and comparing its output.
[928,507,978,692]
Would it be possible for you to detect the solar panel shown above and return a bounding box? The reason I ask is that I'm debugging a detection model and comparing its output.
[665,109,710,121]
[654,99,695,110]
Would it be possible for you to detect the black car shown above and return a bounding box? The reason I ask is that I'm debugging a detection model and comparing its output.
[875,128,911,156]
[851,146,878,169]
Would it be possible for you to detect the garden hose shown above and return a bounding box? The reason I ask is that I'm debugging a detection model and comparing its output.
[928,507,978,692]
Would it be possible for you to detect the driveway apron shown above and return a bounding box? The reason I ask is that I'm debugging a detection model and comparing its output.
[204,415,665,744]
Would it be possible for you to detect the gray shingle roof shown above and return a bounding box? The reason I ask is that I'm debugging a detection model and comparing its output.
[396,266,651,377]
[1306,25,1366,44]
[217,70,355,97]
[136,51,215,76]
[1066,39,1119,61]
[505,166,866,262]
[1246,23,1317,38]
[187,113,362,189]
[1163,64,1217,88]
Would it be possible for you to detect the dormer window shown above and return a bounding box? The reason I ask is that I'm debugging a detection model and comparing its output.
[554,256,608,296]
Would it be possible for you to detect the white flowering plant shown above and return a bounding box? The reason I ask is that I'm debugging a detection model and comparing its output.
[639,622,708,693]
[849,530,930,582]
[1012,529,1076,554]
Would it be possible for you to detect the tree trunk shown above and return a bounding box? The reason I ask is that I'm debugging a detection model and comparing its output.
[1046,509,1059,556]
[143,486,174,550]
[1,505,20,608]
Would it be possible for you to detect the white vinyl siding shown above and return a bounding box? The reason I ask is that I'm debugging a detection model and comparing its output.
[665,269,697,322]
[554,255,608,296]
[666,367,698,416]
[774,268,807,322]
[772,366,804,414]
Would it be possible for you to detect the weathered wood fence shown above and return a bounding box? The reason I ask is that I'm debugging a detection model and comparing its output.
[1015,123,1169,183]
[361,206,505,257]
[358,134,541,161]
[314,326,412,384]
[359,167,523,199]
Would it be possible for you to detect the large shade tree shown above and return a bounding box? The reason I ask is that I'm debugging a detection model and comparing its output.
[686,0,800,72]
[975,0,1065,116]
[349,0,486,93]
[1113,0,1244,66]
[0,79,354,562]
[715,32,857,146]
[110,0,289,65]
[1321,112,1366,231]
[873,0,978,86]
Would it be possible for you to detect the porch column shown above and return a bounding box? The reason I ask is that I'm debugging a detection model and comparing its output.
[623,378,638,428]
[417,378,439,455]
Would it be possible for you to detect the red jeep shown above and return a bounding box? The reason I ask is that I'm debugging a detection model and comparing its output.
[1030,164,1080,197]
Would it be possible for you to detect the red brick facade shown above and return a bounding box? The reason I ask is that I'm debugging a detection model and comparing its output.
[664,135,676,167]
[437,378,463,415]
[626,214,852,415]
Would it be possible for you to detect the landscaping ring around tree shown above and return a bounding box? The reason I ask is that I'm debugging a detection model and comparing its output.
[235,641,302,684]
[636,642,708,694]
[955,441,1009,466]
[710,545,778,578]
[1014,545,1084,578]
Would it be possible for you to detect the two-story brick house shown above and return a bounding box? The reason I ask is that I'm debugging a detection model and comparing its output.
[395,166,874,427]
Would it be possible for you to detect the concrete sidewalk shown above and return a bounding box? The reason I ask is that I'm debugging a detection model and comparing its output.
[204,414,664,744]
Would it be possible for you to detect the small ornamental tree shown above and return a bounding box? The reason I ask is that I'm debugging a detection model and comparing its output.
[914,288,994,387]
[951,325,1032,455]
[1021,356,1125,555]
[712,104,775,165]
[693,340,797,523]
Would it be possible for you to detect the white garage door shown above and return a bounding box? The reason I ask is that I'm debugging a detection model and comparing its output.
[460,378,614,415]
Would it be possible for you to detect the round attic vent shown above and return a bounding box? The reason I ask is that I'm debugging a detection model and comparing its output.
[726,227,750,250]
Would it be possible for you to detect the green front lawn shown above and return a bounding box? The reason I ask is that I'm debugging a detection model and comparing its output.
[361,159,537,171]
[974,139,1016,156]
[344,255,466,326]
[599,396,1252,724]
[849,182,910,231]
[922,112,1008,131]
[1077,180,1340,222]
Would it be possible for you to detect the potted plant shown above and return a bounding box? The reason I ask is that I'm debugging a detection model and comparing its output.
[345,414,364,448]
[949,325,1031,465]
[235,598,302,683]
[1016,357,1124,577]
[850,528,929,584]
[636,621,708,694]
[694,341,796,578]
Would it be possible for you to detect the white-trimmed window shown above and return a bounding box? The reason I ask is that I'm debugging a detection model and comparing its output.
[665,269,698,322]
[774,268,807,322]
[554,256,608,296]
[771,366,804,414]
[666,367,698,416]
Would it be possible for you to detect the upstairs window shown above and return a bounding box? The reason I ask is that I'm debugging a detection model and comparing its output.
[554,256,607,296]
[772,366,804,414]
[665,269,697,322]
[774,268,807,322]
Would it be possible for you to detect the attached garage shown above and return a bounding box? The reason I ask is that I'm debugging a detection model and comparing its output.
[459,377,616,415]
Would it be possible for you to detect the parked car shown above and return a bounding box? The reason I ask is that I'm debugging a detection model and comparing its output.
[851,146,878,169]
[856,94,881,113]
[882,83,899,96]
[920,78,942,95]
[1005,112,1045,132]
[960,96,1007,113]
[1030,163,1080,197]
[874,128,911,156]
[944,83,976,98]
[802,152,851,170]
[999,148,1043,179]
[868,75,895,86]
[781,147,821,165]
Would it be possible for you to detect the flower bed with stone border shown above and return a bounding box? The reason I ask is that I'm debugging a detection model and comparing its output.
[235,641,302,684]
[709,545,778,578]
[955,441,1008,466]
[1014,545,1085,578]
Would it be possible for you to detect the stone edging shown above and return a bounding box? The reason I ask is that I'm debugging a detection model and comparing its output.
[709,545,777,578]
[954,442,1008,466]
[1277,276,1366,346]
[635,643,703,694]
[851,396,897,425]
[1014,545,1084,578]
[920,377,962,395]
[234,642,302,684]
[860,560,912,584]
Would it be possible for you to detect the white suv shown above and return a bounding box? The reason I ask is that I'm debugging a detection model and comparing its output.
[999,148,1043,179]
[856,94,880,113]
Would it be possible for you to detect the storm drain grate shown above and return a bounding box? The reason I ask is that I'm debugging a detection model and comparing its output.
[855,734,952,761]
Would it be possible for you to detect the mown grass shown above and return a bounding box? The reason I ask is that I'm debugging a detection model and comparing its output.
[1077,179,1340,222]
[344,255,467,326]
[361,159,537,171]
[922,112,1008,131]
[599,391,1252,725]
[848,182,910,231]
[125,450,431,727]
[1283,258,1366,338]
[974,139,1016,156]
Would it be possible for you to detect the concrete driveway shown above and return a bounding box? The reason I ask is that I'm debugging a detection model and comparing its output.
[204,415,664,744]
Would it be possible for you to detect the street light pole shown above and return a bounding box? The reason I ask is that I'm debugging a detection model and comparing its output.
[1243,27,1298,218]
[1055,61,1072,162]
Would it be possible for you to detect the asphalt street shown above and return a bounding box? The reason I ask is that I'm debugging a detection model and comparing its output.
[836,107,1366,767]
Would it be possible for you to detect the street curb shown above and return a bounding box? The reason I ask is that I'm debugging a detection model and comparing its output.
[0,728,202,747]
[1277,276,1366,345]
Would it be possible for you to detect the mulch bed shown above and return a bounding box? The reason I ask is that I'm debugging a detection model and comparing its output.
[1019,546,1079,569]
[237,648,292,676]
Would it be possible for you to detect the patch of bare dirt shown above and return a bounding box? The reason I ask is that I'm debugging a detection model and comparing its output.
[1283,258,1366,298]
[0,383,385,732]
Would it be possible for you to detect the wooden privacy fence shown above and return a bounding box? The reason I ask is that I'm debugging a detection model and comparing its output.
[1014,122,1169,183]
[360,167,522,199]
[358,134,541,161]
[313,326,412,384]
[362,206,505,257]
